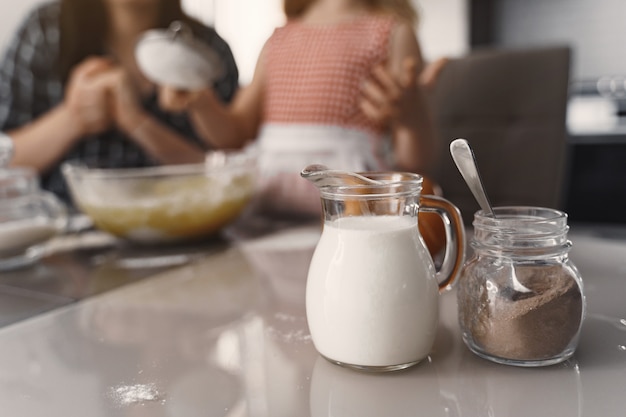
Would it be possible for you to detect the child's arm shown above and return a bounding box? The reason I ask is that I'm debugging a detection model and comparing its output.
[359,20,439,175]
[158,45,269,149]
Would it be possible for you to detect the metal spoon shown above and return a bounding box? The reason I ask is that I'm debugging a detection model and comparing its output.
[451,139,532,295]
[449,138,496,218]
[300,164,382,187]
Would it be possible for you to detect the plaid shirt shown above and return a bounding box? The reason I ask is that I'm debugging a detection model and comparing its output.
[0,1,238,202]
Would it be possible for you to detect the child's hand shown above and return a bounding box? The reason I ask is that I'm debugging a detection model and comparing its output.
[93,67,147,135]
[359,57,449,128]
[359,58,421,128]
[158,86,203,113]
[419,57,449,92]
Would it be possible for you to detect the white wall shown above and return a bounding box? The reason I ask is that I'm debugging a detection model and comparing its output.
[416,0,468,62]
[494,0,626,81]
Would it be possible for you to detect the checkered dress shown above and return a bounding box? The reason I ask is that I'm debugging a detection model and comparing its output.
[263,15,395,136]
[0,1,238,203]
[257,14,397,172]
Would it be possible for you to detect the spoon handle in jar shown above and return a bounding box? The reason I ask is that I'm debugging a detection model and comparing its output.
[449,138,496,218]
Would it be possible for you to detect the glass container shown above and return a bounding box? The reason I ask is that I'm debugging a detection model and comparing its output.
[0,135,67,270]
[457,206,586,367]
[61,150,257,244]
[304,171,465,371]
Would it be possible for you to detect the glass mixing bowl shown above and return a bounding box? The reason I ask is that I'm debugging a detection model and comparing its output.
[61,151,257,244]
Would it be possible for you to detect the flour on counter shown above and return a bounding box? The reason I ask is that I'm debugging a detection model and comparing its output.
[108,383,164,406]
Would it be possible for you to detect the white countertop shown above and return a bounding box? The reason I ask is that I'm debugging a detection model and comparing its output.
[0,223,624,416]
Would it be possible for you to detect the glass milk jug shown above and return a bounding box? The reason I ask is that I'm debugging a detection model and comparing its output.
[302,170,466,371]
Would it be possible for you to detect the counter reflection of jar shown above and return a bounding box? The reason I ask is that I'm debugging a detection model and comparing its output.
[457,206,585,367]
[0,137,67,270]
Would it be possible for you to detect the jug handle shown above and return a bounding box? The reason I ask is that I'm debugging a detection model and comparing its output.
[419,195,466,292]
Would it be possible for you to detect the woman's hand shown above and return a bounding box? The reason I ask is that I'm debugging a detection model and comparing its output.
[92,69,207,164]
[63,57,115,136]
[95,67,149,135]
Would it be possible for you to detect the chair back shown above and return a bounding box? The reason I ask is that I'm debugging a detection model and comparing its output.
[430,46,571,224]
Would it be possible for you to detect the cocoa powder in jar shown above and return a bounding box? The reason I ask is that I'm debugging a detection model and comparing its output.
[458,262,584,361]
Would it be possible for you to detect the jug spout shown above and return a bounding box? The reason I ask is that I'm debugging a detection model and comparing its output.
[300,164,382,188]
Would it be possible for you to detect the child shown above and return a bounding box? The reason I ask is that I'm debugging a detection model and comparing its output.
[160,0,446,252]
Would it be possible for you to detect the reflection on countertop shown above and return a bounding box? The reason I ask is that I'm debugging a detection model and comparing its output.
[0,222,230,328]
[0,220,624,416]
[0,219,321,416]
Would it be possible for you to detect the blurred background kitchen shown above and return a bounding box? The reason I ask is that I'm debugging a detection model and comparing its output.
[470,0,626,225]
[1,0,624,224]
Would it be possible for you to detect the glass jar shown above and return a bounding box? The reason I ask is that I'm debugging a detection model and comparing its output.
[457,206,585,367]
[0,136,68,270]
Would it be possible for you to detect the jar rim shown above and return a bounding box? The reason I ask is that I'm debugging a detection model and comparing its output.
[471,206,570,253]
[473,206,568,228]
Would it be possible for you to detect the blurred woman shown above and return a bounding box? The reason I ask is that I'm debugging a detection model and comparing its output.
[0,0,238,202]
